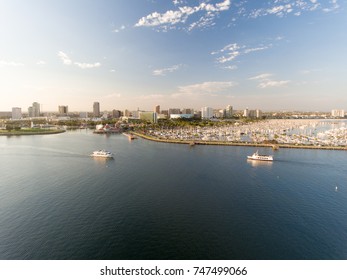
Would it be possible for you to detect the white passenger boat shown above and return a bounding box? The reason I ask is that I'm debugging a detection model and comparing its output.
[90,150,113,158]
[247,150,273,161]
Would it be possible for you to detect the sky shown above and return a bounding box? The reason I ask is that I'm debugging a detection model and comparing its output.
[0,0,346,112]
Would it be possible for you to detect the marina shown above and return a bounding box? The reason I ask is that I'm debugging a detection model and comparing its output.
[139,120,347,150]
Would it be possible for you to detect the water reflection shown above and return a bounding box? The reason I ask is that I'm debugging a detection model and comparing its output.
[247,159,273,168]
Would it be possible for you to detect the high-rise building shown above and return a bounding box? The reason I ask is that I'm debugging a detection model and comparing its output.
[112,110,122,118]
[201,107,214,119]
[248,109,262,119]
[32,102,40,117]
[58,105,68,115]
[12,107,22,120]
[332,109,345,118]
[226,105,233,118]
[28,102,40,118]
[256,109,262,119]
[154,105,160,114]
[181,108,194,114]
[168,108,181,115]
[217,109,226,118]
[93,102,100,117]
[28,106,33,118]
[243,108,249,118]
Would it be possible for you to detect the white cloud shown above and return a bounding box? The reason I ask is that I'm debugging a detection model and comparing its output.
[249,73,290,88]
[322,0,339,12]
[244,45,272,54]
[258,80,290,88]
[213,43,242,63]
[0,60,24,67]
[223,65,238,70]
[213,42,273,66]
[36,60,46,65]
[58,51,101,69]
[172,81,237,98]
[299,68,322,75]
[74,62,101,69]
[236,0,339,20]
[135,0,231,31]
[249,73,273,80]
[153,64,183,76]
[113,25,126,33]
[173,0,186,5]
[58,51,72,65]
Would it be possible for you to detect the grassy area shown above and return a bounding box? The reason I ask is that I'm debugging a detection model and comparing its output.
[0,129,65,135]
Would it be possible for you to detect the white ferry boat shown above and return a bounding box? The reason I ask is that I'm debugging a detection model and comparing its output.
[90,150,113,158]
[247,150,273,161]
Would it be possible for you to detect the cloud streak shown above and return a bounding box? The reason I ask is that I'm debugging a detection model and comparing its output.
[58,51,72,65]
[249,73,290,88]
[172,81,237,98]
[153,64,183,76]
[0,60,24,67]
[74,62,101,69]
[235,0,340,20]
[135,1,340,32]
[212,42,273,66]
[58,51,101,69]
[135,0,231,31]
[112,25,126,33]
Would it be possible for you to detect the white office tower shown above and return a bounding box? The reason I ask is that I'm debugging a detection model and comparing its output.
[32,102,40,117]
[226,105,233,118]
[331,109,345,118]
[12,107,22,120]
[201,107,214,119]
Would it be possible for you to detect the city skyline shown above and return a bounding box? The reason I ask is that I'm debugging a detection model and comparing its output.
[1,0,346,112]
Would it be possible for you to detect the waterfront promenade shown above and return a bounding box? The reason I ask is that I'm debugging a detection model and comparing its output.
[133,119,347,151]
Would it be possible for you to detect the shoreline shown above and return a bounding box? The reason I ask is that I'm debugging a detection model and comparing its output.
[0,130,66,136]
[132,132,347,151]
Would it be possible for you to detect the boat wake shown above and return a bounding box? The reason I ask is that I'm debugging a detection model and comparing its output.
[3,145,89,157]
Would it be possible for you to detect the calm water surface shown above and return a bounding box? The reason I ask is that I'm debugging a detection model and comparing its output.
[0,130,346,259]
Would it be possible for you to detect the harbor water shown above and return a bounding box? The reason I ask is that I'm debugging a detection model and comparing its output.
[0,130,347,259]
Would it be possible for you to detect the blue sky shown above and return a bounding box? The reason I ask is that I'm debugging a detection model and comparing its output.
[0,0,346,112]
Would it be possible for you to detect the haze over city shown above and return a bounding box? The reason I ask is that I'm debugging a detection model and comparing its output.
[1,0,346,112]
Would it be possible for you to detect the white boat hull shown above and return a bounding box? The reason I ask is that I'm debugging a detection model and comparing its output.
[247,156,273,161]
[247,151,273,161]
[90,150,113,158]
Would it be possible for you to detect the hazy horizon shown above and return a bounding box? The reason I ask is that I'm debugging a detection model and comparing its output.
[1,0,346,112]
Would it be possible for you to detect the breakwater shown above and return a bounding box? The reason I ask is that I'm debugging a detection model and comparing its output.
[0,129,65,136]
[132,132,347,151]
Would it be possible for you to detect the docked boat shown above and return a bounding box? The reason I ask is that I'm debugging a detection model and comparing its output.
[122,132,137,140]
[90,150,113,158]
[247,150,273,161]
